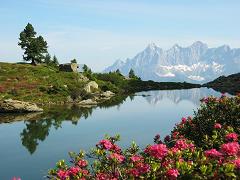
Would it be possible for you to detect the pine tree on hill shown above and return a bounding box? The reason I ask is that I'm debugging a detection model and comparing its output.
[52,55,59,66]
[18,23,48,65]
[71,59,77,64]
[44,53,51,65]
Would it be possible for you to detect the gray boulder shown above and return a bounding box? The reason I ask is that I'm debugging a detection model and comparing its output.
[84,81,98,93]
[101,91,115,98]
[77,99,98,106]
[0,99,43,113]
[78,73,89,82]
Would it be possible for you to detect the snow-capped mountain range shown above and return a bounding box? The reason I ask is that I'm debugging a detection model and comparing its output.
[104,41,240,83]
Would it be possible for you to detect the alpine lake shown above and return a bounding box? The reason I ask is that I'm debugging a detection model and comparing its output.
[0,88,225,179]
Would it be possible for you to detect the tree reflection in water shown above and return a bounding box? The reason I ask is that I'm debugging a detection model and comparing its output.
[0,95,128,154]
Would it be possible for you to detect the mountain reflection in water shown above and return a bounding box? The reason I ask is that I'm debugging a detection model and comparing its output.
[0,88,228,180]
[138,88,224,106]
[0,88,224,155]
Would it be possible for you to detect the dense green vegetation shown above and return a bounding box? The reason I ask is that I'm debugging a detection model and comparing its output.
[91,71,200,94]
[204,73,240,95]
[172,95,240,148]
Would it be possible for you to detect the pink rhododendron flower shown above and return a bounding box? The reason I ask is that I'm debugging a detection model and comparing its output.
[178,158,184,163]
[214,123,222,129]
[181,117,187,124]
[174,139,189,150]
[77,159,88,167]
[232,158,240,169]
[128,163,150,176]
[221,142,240,156]
[205,149,222,158]
[170,147,180,154]
[144,144,168,159]
[12,177,21,180]
[225,133,238,142]
[109,153,125,163]
[188,143,195,152]
[111,144,121,153]
[162,160,174,168]
[57,170,69,180]
[172,131,179,139]
[128,168,139,177]
[96,173,109,180]
[98,139,113,150]
[135,162,150,174]
[166,169,179,179]
[81,169,89,175]
[130,155,143,162]
[68,166,80,176]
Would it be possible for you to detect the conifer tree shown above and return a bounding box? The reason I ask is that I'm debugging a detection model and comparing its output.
[129,69,135,78]
[44,53,51,65]
[71,59,77,63]
[52,55,59,65]
[18,23,48,65]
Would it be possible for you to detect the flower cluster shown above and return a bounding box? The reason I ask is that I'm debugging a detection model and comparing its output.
[221,142,240,156]
[144,144,168,160]
[204,148,222,158]
[226,133,238,142]
[48,95,240,179]
[48,122,240,180]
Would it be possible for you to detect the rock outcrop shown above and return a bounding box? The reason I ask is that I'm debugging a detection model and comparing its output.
[84,81,98,93]
[78,73,89,82]
[59,63,79,72]
[0,99,43,113]
[101,91,115,98]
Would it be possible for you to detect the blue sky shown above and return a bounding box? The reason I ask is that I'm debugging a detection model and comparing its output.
[0,0,240,71]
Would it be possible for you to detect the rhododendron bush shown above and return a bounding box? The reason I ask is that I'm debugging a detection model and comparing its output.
[48,95,240,179]
[172,94,240,147]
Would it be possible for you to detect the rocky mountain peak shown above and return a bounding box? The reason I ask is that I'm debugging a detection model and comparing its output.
[104,42,240,83]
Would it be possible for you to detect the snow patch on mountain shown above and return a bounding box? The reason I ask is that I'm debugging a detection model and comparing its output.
[104,41,240,83]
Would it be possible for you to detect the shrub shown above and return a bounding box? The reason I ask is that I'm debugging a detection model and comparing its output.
[97,81,120,93]
[48,124,240,179]
[70,88,93,101]
[39,86,47,92]
[93,72,128,93]
[47,85,65,94]
[172,94,240,148]
[48,95,240,180]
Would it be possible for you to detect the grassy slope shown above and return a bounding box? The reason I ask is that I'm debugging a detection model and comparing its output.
[0,62,201,103]
[0,62,86,103]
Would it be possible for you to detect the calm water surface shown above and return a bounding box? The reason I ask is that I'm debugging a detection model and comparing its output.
[0,88,223,179]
